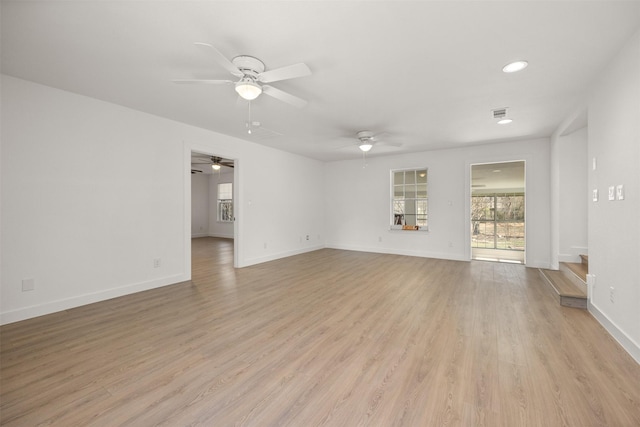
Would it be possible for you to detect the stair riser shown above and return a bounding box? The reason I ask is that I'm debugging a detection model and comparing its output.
[538,269,587,310]
[561,296,587,309]
[559,263,588,294]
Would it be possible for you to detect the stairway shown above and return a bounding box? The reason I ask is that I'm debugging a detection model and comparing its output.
[539,255,588,309]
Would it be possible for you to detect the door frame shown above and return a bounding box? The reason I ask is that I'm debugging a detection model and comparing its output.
[466,159,527,264]
[184,143,241,281]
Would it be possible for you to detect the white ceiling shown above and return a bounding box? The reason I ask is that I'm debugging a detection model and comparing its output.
[3,1,640,162]
[471,161,525,193]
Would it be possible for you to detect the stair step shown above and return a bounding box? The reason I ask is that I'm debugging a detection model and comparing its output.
[539,268,587,309]
[562,261,588,285]
[579,254,589,266]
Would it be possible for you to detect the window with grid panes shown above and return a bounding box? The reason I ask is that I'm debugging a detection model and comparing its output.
[217,183,233,222]
[391,169,428,230]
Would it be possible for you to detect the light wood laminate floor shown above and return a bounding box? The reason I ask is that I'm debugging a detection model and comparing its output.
[2,237,639,426]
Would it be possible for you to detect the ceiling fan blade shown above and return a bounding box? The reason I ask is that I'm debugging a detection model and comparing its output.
[194,42,244,77]
[259,63,311,83]
[379,141,403,147]
[262,85,307,108]
[173,79,233,85]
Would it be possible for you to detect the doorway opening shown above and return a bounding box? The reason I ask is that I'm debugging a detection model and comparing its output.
[190,151,237,268]
[471,161,525,264]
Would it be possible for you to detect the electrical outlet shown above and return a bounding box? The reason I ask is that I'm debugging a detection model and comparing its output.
[22,278,35,292]
[306,235,309,241]
[153,258,161,268]
[616,185,624,200]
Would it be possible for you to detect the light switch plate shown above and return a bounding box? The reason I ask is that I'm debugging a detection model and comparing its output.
[608,186,615,201]
[592,189,598,202]
[22,278,35,292]
[616,184,624,200]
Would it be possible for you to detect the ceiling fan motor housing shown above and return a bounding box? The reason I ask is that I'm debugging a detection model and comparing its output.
[357,130,375,142]
[232,56,265,80]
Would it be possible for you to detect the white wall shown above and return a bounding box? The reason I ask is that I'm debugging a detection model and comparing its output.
[191,173,209,238]
[558,127,588,263]
[587,29,640,362]
[1,75,325,324]
[325,138,551,268]
[208,171,234,239]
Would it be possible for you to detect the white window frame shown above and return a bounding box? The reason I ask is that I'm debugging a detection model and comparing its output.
[217,182,233,222]
[391,168,428,231]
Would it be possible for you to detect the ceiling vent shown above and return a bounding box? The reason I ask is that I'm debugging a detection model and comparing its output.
[492,108,508,119]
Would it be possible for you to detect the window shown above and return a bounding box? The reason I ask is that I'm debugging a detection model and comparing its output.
[391,168,428,230]
[471,193,524,250]
[217,183,233,222]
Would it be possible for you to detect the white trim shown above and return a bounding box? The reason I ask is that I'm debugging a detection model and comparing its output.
[466,158,529,264]
[184,142,193,282]
[186,143,241,269]
[325,243,469,262]
[208,233,234,239]
[1,274,187,325]
[589,300,640,364]
[525,259,551,269]
[242,245,324,267]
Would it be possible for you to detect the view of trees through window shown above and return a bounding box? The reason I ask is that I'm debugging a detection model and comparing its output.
[471,194,524,250]
[217,183,233,222]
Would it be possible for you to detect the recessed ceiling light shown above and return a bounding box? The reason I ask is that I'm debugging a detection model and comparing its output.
[502,60,528,73]
[497,118,513,125]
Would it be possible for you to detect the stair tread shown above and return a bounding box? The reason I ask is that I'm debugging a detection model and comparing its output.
[540,269,587,299]
[564,261,588,282]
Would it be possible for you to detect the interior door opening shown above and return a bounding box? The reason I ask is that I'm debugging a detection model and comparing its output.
[470,161,525,264]
[190,151,238,268]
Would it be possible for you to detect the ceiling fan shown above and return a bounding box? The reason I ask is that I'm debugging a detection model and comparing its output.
[352,131,402,153]
[174,42,311,108]
[192,155,234,171]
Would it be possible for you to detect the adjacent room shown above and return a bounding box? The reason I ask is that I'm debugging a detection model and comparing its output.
[2,1,639,425]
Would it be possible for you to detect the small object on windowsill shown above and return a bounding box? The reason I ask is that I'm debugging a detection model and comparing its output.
[402,225,420,230]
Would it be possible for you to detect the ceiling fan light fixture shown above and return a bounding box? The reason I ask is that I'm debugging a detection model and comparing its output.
[359,142,373,152]
[211,163,222,171]
[235,79,262,100]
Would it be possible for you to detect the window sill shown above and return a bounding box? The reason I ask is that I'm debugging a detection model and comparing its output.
[389,226,429,233]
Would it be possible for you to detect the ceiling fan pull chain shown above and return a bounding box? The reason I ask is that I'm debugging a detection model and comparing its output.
[247,102,252,134]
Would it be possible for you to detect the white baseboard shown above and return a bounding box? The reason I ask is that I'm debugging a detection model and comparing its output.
[191,232,208,238]
[558,253,581,263]
[241,245,324,267]
[589,300,640,364]
[208,233,234,239]
[325,243,469,262]
[0,273,188,325]
[525,259,551,269]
